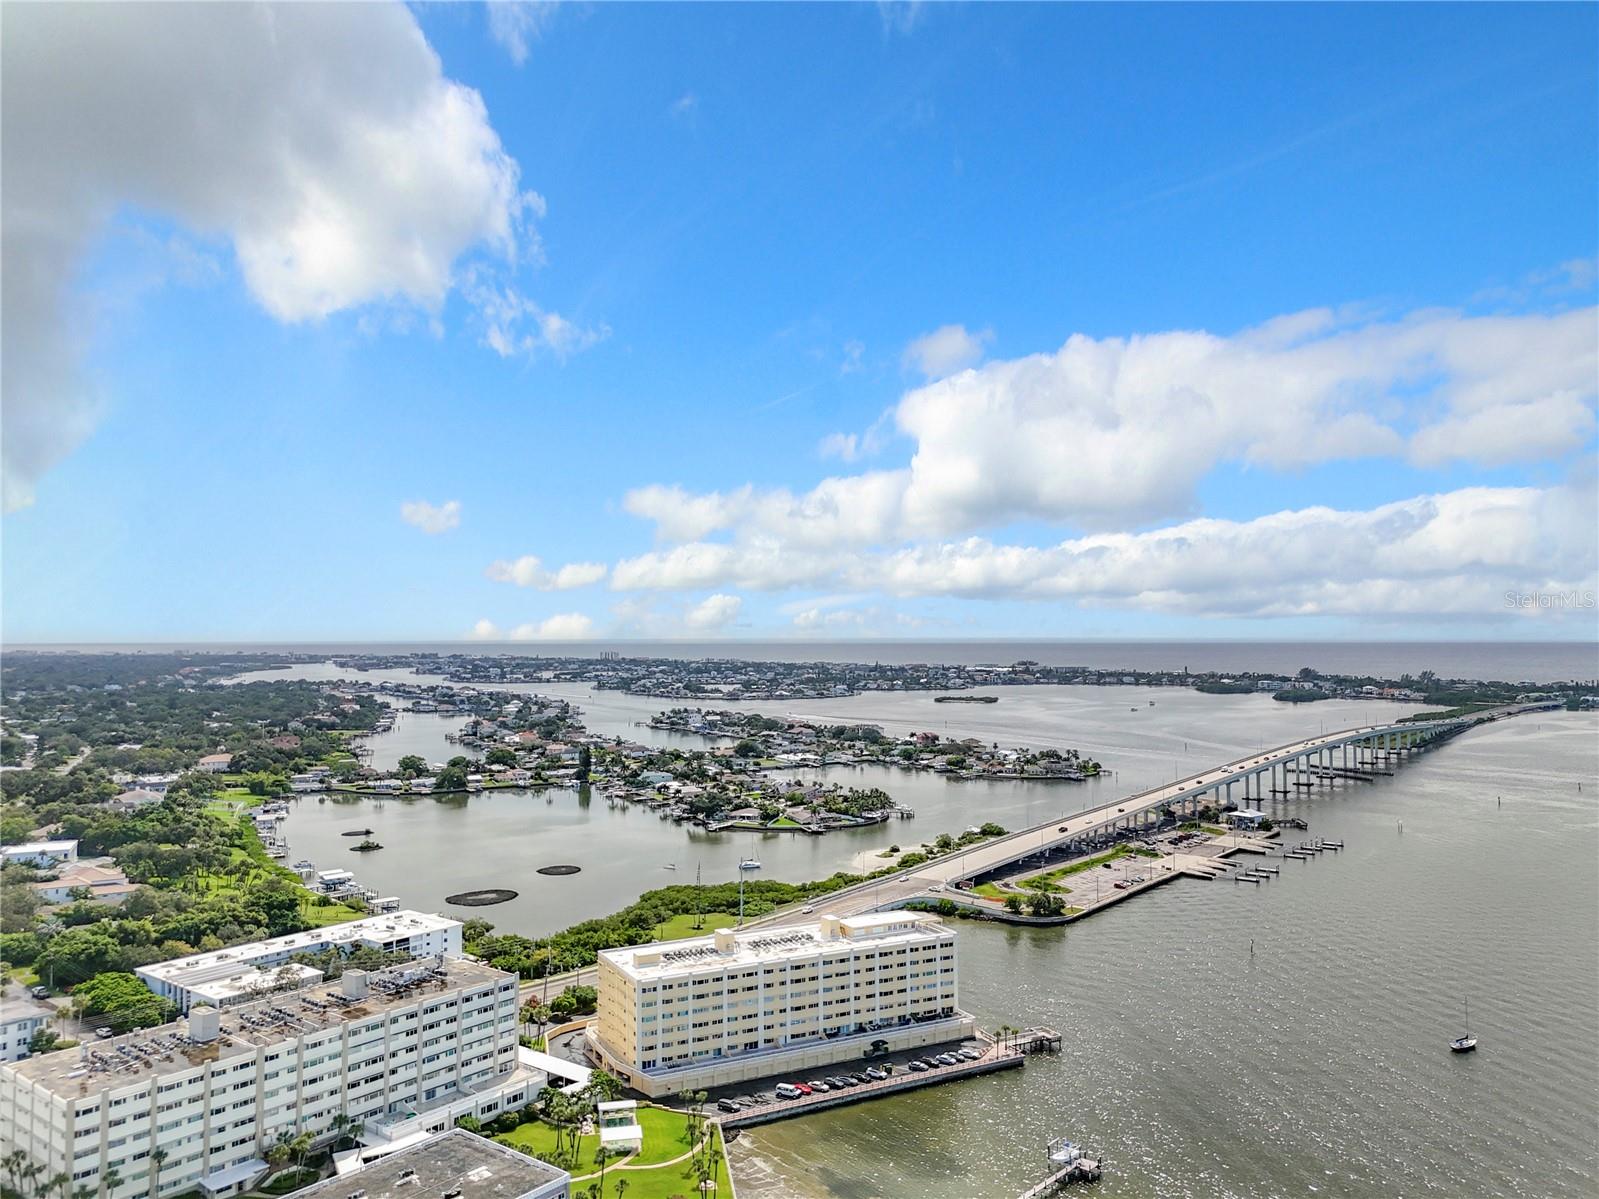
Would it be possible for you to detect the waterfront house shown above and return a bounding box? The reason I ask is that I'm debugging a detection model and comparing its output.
[197,752,233,773]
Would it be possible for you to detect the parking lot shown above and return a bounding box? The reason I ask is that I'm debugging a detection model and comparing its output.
[705,1034,1023,1127]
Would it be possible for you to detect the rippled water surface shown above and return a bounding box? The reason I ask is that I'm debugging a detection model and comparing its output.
[233,663,1598,1195]
[730,714,1599,1198]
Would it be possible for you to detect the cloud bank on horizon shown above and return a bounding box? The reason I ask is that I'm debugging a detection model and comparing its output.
[497,301,1597,635]
[1,1,1593,643]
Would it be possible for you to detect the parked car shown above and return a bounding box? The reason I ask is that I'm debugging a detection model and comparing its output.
[717,1098,742,1113]
[849,1072,870,1084]
[958,1048,981,1061]
[936,1053,959,1065]
[800,904,815,914]
[908,1059,929,1071]
[807,1080,831,1093]
[30,986,49,1001]
[95,1026,115,1039]
[775,1083,803,1100]
[793,1082,813,1095]
[864,1067,887,1081]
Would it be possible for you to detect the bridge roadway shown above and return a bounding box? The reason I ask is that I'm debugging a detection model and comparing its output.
[749,704,1552,929]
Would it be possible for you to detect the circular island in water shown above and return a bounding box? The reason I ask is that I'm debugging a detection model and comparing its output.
[535,864,582,877]
[445,888,519,906]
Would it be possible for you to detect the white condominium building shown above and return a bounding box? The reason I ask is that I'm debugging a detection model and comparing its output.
[0,960,540,1199]
[0,987,53,1063]
[136,911,463,1011]
[586,910,973,1096]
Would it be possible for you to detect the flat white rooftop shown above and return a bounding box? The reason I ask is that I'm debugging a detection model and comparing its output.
[139,910,461,984]
[188,962,324,1004]
[602,910,952,982]
[0,839,77,856]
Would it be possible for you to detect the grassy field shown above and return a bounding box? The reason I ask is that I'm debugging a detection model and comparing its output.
[495,1106,731,1197]
[496,1118,597,1166]
[650,912,739,940]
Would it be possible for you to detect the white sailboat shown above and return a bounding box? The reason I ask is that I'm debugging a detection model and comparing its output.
[1450,998,1477,1053]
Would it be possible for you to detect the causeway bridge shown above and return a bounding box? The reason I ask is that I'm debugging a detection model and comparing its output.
[755,701,1558,927]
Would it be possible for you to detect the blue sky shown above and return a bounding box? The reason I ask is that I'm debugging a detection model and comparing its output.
[2,1,1595,642]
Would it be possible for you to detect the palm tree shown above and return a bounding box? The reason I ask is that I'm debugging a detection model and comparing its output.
[146,1149,167,1199]
[264,1134,293,1175]
[2,1149,35,1196]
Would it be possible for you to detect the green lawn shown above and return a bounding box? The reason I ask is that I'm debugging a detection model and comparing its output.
[624,1106,704,1167]
[299,900,369,926]
[970,882,1007,900]
[651,912,738,940]
[496,1118,597,1166]
[768,817,802,828]
[495,1108,732,1199]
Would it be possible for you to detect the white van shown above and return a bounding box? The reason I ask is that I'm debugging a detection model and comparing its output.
[774,1082,803,1100]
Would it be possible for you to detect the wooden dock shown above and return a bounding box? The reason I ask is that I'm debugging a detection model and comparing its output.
[1016,1156,1103,1196]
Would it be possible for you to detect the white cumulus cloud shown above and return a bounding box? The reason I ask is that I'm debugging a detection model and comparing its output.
[401,499,462,534]
[485,555,608,589]
[622,304,1597,544]
[683,593,743,631]
[1,2,545,511]
[510,613,595,640]
[606,482,1597,624]
[902,323,993,379]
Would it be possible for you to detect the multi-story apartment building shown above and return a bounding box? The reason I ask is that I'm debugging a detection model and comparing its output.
[0,960,540,1199]
[585,910,973,1096]
[0,987,53,1063]
[136,912,463,1011]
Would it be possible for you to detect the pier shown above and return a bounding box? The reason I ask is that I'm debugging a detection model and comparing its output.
[1016,1140,1104,1196]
